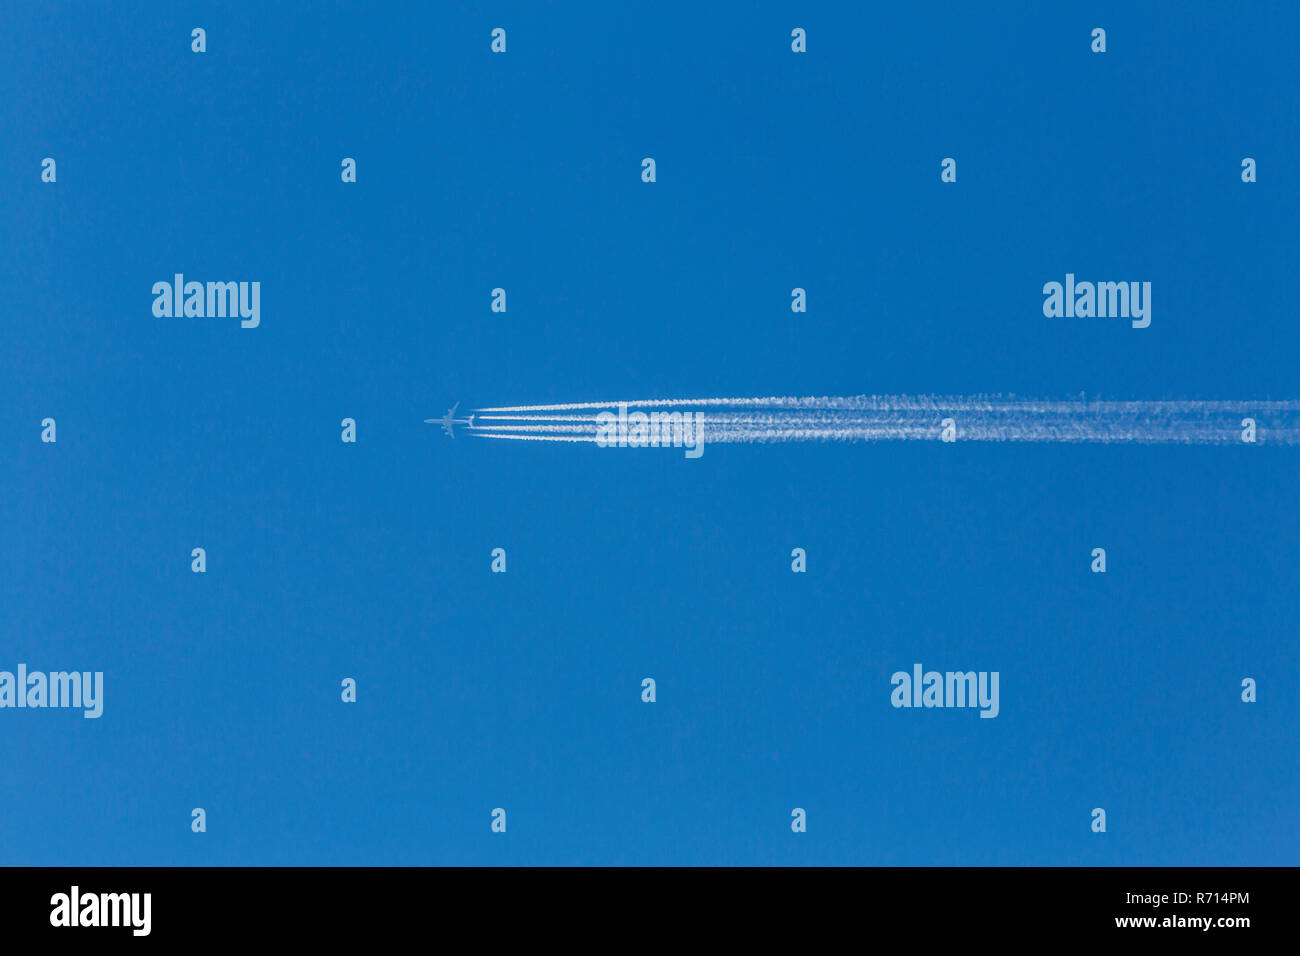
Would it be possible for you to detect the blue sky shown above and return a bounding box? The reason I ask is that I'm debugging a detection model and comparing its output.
[2,1,1297,865]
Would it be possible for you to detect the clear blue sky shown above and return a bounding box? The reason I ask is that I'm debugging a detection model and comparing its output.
[2,1,1297,865]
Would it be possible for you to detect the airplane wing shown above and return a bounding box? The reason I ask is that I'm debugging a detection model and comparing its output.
[442,421,455,438]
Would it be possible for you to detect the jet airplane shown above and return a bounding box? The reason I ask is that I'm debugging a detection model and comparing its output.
[425,402,475,437]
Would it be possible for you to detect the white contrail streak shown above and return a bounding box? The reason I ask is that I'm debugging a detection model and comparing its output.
[476,395,1300,414]
[468,431,600,443]
[473,414,606,422]
[461,396,1300,447]
[469,422,599,434]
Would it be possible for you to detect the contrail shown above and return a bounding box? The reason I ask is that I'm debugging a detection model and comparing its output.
[476,395,1300,414]
[473,414,607,422]
[462,396,1300,447]
[467,431,601,443]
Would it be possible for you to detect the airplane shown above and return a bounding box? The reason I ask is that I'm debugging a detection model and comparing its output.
[425,402,475,438]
